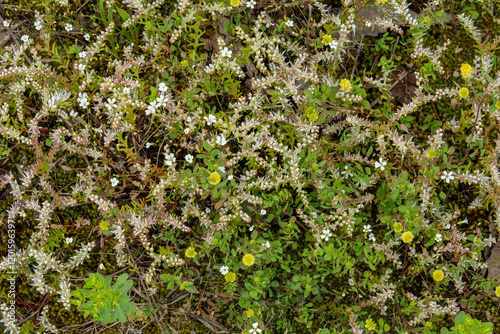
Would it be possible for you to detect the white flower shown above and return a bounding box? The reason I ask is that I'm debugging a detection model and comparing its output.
[320,229,333,241]
[21,35,30,43]
[99,263,105,270]
[220,47,232,58]
[216,135,227,146]
[165,153,176,166]
[435,233,442,243]
[249,323,262,334]
[441,171,454,183]
[110,177,119,187]
[65,237,73,244]
[329,39,338,50]
[123,87,130,95]
[79,51,87,58]
[247,0,256,8]
[65,23,73,32]
[77,92,89,108]
[156,94,168,108]
[368,233,376,242]
[266,22,273,28]
[249,226,254,231]
[363,225,372,234]
[145,142,151,148]
[19,211,26,217]
[260,209,267,215]
[228,175,233,180]
[459,218,468,225]
[186,116,192,122]
[285,19,294,27]
[341,165,353,179]
[35,20,44,31]
[70,110,77,117]
[206,208,211,213]
[204,114,217,125]
[3,21,8,27]
[219,265,229,275]
[185,154,194,163]
[218,166,226,173]
[84,33,90,41]
[262,241,271,249]
[184,128,190,134]
[365,21,372,28]
[159,82,168,92]
[105,98,117,110]
[374,157,387,171]
[348,278,355,286]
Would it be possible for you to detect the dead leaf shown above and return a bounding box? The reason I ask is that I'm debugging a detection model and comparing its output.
[400,123,409,133]
[455,47,463,54]
[214,202,223,209]
[451,99,458,106]
[486,247,500,281]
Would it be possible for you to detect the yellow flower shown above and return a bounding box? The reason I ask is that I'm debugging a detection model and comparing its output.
[305,106,318,121]
[242,254,255,266]
[225,272,236,282]
[460,63,473,79]
[181,60,189,67]
[179,281,187,290]
[495,101,500,109]
[376,0,388,3]
[393,223,403,233]
[495,286,500,297]
[458,87,469,98]
[185,247,197,258]
[365,318,376,330]
[340,79,352,93]
[246,308,255,317]
[433,269,445,282]
[423,17,431,24]
[208,172,221,185]
[322,34,333,46]
[99,221,109,230]
[230,0,240,6]
[401,231,413,243]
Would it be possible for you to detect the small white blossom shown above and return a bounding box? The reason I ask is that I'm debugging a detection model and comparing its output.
[165,153,176,166]
[204,114,217,125]
[228,175,233,180]
[110,177,119,187]
[374,158,387,171]
[184,128,190,134]
[219,265,229,275]
[159,82,168,92]
[218,166,226,173]
[249,226,254,231]
[365,21,372,28]
[19,211,26,217]
[349,278,355,286]
[368,233,376,242]
[249,323,262,334]
[220,47,232,58]
[441,171,455,183]
[260,209,266,215]
[21,35,30,43]
[84,33,90,41]
[459,218,468,225]
[105,98,117,110]
[65,23,73,32]
[35,20,44,31]
[341,165,353,179]
[206,208,211,213]
[70,110,77,117]
[3,21,8,27]
[185,154,194,163]
[79,51,87,58]
[65,237,73,244]
[216,135,227,146]
[262,241,271,249]
[363,225,372,234]
[320,229,333,241]
[99,263,105,270]
[247,0,256,9]
[435,234,442,243]
[145,142,151,148]
[123,87,130,95]
[285,19,294,27]
[186,116,192,122]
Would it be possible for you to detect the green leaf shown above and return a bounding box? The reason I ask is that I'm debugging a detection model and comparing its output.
[203,141,212,152]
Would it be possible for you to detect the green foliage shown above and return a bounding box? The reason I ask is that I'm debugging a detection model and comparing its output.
[441,312,493,334]
[70,273,136,324]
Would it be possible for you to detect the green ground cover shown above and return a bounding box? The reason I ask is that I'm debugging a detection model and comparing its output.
[1,0,500,333]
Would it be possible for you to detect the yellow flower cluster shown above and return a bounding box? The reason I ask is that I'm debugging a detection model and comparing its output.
[376,0,388,3]
[433,269,444,282]
[401,231,413,243]
[458,87,469,98]
[225,272,236,282]
[322,34,333,46]
[393,223,403,232]
[230,0,240,6]
[185,247,197,258]
[208,172,221,185]
[365,319,376,330]
[242,254,255,266]
[304,106,318,121]
[340,79,352,93]
[496,286,500,297]
[460,63,473,79]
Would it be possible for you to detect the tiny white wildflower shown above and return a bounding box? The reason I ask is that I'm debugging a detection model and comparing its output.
[435,233,442,243]
[70,110,77,117]
[249,322,262,334]
[320,229,333,241]
[216,135,227,146]
[260,209,266,215]
[99,263,105,270]
[374,157,387,171]
[105,98,117,110]
[145,142,151,148]
[19,211,26,218]
[165,153,176,166]
[363,225,372,234]
[186,116,192,122]
[65,237,73,244]
[184,128,190,134]
[79,51,87,58]
[123,87,130,95]
[249,226,254,231]
[159,82,168,92]
[3,21,8,27]
[185,154,194,163]
[247,0,256,9]
[35,20,44,31]
[204,114,217,125]
[262,241,271,249]
[441,171,455,183]
[206,208,211,213]
[341,165,353,179]
[349,278,355,286]
[110,177,119,187]
[65,23,73,32]
[218,166,226,173]
[228,175,233,180]
[84,33,90,41]
[220,47,232,58]
[21,35,30,43]
[285,19,294,27]
[219,265,229,275]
